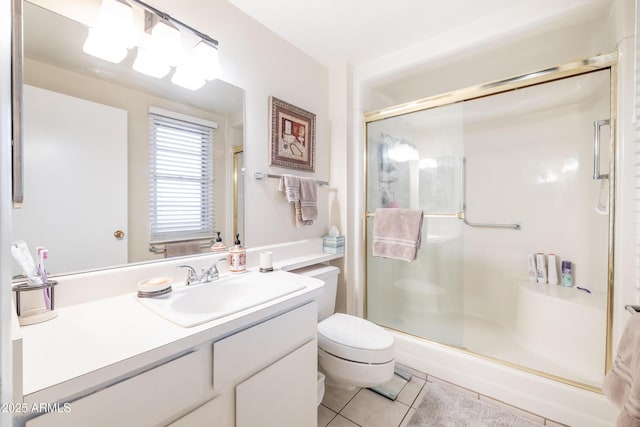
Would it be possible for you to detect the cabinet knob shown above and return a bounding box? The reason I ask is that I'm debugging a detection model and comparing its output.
[113,230,125,240]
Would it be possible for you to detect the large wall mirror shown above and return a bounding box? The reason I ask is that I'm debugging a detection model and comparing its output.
[12,1,245,278]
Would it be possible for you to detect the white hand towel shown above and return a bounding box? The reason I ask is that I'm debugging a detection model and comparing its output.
[278,174,300,203]
[299,177,318,221]
[279,174,313,227]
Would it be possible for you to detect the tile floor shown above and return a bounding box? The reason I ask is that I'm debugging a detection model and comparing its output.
[318,375,425,427]
[317,368,569,427]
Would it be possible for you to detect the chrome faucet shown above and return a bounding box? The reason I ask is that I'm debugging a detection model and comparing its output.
[178,258,227,285]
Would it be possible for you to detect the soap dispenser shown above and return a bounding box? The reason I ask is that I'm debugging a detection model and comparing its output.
[228,233,246,273]
[211,232,227,253]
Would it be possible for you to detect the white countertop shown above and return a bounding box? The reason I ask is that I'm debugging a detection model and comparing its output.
[17,268,325,405]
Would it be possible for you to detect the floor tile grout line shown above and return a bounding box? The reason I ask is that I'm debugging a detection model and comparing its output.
[408,379,427,409]
[339,387,364,413]
[319,404,338,427]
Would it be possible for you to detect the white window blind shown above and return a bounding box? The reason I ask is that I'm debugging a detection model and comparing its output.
[149,111,216,243]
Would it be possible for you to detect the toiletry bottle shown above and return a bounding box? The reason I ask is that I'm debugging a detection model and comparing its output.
[547,254,559,285]
[228,234,246,273]
[211,232,227,253]
[528,254,537,283]
[536,253,547,284]
[561,261,573,287]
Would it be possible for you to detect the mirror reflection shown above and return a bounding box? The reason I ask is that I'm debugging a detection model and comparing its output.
[12,1,245,279]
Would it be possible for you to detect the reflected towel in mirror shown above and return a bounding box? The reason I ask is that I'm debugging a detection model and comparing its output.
[164,241,202,258]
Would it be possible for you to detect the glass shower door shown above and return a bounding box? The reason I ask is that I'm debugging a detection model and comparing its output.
[365,103,465,348]
[364,65,612,389]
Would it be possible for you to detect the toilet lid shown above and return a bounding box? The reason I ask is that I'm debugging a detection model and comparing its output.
[317,313,394,364]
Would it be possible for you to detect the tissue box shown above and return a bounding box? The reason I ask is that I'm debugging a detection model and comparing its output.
[323,235,345,254]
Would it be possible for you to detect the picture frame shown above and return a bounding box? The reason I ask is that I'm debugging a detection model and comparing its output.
[269,96,316,172]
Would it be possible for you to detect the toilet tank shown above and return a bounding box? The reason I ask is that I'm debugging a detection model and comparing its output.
[291,265,340,322]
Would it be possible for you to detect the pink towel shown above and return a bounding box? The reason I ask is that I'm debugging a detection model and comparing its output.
[604,313,640,426]
[372,208,423,262]
[278,174,313,227]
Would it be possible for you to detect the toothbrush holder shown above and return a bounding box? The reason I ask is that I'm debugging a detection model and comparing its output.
[12,279,59,326]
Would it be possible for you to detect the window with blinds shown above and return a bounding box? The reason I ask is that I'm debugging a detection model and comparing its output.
[149,110,216,244]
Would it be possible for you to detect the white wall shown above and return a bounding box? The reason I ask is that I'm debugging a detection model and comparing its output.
[146,0,331,248]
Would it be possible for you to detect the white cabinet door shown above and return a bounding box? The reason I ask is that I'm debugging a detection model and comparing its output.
[236,339,317,427]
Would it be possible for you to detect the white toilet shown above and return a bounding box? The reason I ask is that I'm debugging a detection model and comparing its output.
[293,265,395,390]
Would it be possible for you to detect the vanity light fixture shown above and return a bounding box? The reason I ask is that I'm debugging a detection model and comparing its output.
[83,0,223,90]
[82,0,137,63]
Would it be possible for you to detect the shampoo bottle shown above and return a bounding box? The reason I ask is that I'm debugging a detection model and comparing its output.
[228,233,246,273]
[536,253,547,284]
[547,254,559,285]
[528,254,537,283]
[561,261,573,287]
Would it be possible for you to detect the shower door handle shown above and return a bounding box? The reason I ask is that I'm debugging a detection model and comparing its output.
[593,119,610,180]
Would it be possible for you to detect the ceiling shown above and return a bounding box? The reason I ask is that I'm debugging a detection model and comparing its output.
[227,0,614,68]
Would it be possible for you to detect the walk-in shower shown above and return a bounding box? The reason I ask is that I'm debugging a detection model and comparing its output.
[364,53,616,390]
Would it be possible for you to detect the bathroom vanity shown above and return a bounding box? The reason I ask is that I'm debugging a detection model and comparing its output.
[12,266,326,427]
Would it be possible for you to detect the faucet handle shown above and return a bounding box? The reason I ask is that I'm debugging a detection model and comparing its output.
[206,258,228,279]
[177,265,198,285]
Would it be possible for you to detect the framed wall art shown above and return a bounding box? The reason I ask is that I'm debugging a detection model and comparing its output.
[269,96,316,171]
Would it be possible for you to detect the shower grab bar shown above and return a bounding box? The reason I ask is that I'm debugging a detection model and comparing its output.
[625,305,640,315]
[461,158,521,230]
[365,212,463,219]
[593,119,610,180]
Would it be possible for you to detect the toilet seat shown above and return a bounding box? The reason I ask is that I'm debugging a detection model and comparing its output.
[317,313,394,364]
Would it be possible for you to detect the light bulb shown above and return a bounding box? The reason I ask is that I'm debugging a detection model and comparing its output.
[82,0,137,63]
[191,41,222,81]
[172,64,206,90]
[148,20,186,67]
[132,47,170,78]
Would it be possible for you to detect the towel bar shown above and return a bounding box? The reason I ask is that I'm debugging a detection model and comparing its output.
[149,240,214,254]
[254,171,329,186]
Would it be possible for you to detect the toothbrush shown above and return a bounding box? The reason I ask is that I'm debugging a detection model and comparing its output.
[40,249,51,309]
[11,241,41,285]
[35,246,44,279]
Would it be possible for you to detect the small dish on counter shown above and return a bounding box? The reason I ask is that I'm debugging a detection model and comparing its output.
[137,277,172,298]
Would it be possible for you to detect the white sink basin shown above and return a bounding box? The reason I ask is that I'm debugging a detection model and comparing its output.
[137,271,306,327]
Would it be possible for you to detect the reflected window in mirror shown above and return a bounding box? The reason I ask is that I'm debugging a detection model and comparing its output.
[149,108,217,250]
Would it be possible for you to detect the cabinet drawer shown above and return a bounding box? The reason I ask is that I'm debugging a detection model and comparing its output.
[213,302,316,390]
[27,349,210,427]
